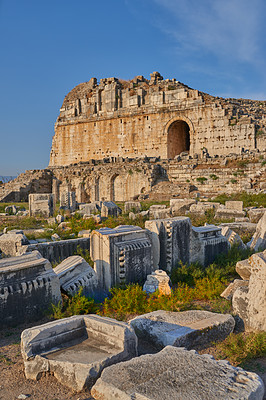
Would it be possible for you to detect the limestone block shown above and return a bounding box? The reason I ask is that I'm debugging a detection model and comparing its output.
[189,202,217,215]
[53,255,98,298]
[236,259,252,280]
[78,229,91,238]
[29,193,54,218]
[170,198,195,216]
[0,232,29,257]
[101,201,122,218]
[149,207,171,220]
[130,310,235,350]
[221,226,246,249]
[225,200,243,211]
[215,207,246,220]
[60,191,76,211]
[248,208,266,223]
[21,315,138,391]
[78,202,101,215]
[90,225,153,292]
[143,270,171,295]
[232,250,266,331]
[91,346,264,400]
[221,279,249,300]
[248,211,266,251]
[145,217,191,272]
[0,251,61,327]
[124,201,141,213]
[190,225,230,267]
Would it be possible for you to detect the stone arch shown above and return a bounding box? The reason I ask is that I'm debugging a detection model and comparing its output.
[165,117,194,159]
[110,174,126,202]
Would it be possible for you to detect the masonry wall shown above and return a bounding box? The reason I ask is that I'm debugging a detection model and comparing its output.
[49,73,265,167]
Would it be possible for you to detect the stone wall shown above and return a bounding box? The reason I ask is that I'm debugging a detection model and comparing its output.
[1,152,265,203]
[49,72,266,166]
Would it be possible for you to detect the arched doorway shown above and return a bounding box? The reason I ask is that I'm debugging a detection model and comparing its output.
[167,120,190,159]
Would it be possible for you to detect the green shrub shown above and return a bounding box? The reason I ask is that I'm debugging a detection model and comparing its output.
[210,174,218,180]
[75,245,94,267]
[196,177,208,184]
[51,288,97,319]
[216,332,266,366]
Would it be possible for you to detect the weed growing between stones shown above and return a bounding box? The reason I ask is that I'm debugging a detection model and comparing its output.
[210,192,266,208]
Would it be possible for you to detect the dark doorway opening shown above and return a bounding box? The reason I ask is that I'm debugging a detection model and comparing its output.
[167,120,190,158]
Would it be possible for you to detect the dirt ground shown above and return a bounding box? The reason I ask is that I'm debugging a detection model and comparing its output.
[0,319,265,400]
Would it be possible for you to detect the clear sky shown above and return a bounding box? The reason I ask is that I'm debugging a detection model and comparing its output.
[1,0,266,175]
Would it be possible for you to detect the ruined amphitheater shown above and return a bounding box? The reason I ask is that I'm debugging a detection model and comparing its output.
[1,71,266,202]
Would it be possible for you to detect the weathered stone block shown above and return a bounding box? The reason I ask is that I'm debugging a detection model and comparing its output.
[90,225,153,292]
[221,279,249,300]
[145,217,191,272]
[232,250,266,331]
[0,251,61,327]
[124,201,141,213]
[101,201,122,218]
[0,231,29,257]
[190,225,230,266]
[21,315,138,391]
[29,193,54,218]
[221,226,246,249]
[248,211,266,251]
[54,255,98,298]
[130,310,235,350]
[236,258,252,280]
[60,190,76,211]
[225,200,243,211]
[91,346,264,400]
[143,270,171,295]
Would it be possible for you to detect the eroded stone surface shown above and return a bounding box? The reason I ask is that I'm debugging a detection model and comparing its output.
[0,251,61,327]
[129,310,235,350]
[248,211,266,251]
[21,315,138,391]
[143,270,171,295]
[53,255,98,298]
[232,250,266,331]
[91,346,265,400]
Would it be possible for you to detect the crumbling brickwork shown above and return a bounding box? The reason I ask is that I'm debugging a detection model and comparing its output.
[49,72,266,166]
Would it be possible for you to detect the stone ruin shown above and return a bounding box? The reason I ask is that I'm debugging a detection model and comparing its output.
[0,251,61,327]
[29,193,54,218]
[50,72,266,166]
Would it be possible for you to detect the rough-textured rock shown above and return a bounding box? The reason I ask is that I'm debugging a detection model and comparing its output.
[91,346,265,400]
[53,255,98,297]
[221,279,249,300]
[21,315,138,391]
[101,201,122,218]
[225,200,243,211]
[0,231,29,257]
[232,250,266,331]
[143,270,171,295]
[248,208,266,223]
[29,193,54,218]
[129,310,235,350]
[236,259,252,280]
[221,226,246,249]
[124,201,141,213]
[248,211,266,251]
[0,251,61,327]
[170,198,196,216]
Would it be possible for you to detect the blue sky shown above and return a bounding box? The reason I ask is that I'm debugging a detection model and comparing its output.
[1,0,266,175]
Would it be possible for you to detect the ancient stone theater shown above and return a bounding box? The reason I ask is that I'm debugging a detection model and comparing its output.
[1,72,265,203]
[49,71,265,166]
